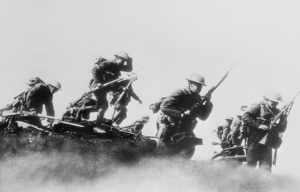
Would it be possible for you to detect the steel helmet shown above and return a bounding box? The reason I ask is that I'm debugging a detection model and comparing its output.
[114,52,129,61]
[186,73,206,86]
[225,117,233,121]
[48,80,62,90]
[237,110,244,117]
[263,90,283,102]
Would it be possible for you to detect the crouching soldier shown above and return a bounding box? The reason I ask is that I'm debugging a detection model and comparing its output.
[156,73,213,158]
[18,80,62,127]
[243,90,287,171]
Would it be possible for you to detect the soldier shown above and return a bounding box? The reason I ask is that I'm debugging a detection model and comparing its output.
[0,77,45,115]
[18,80,61,127]
[156,73,213,157]
[91,52,133,133]
[243,90,287,171]
[112,73,142,126]
[231,111,246,155]
[220,117,233,149]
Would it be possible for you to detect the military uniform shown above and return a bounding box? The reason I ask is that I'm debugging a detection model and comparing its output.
[221,123,231,147]
[243,102,286,170]
[26,83,55,116]
[92,58,133,128]
[231,119,245,155]
[12,83,56,127]
[112,79,141,125]
[156,86,213,155]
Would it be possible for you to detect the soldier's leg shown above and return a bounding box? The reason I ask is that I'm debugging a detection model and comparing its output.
[156,114,176,155]
[95,92,109,132]
[259,147,272,171]
[156,123,172,155]
[246,141,259,168]
[113,108,127,125]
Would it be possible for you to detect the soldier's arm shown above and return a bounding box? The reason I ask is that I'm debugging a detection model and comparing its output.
[231,120,242,145]
[26,84,41,111]
[44,94,55,117]
[150,97,166,113]
[196,101,213,121]
[160,89,183,118]
[278,108,288,133]
[91,65,104,84]
[242,104,261,129]
[129,86,140,102]
[221,125,230,142]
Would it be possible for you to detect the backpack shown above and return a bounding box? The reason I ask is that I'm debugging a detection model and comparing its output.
[12,77,45,111]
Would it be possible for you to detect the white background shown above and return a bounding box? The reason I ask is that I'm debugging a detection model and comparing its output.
[1,0,300,177]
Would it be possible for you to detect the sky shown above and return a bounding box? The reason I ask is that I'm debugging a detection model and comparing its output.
[1,0,300,178]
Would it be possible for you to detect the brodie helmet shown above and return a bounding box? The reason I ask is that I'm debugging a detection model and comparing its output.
[114,52,130,61]
[225,116,233,121]
[48,80,62,90]
[263,90,283,103]
[186,73,206,86]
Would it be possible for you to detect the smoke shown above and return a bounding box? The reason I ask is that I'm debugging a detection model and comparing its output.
[0,132,299,192]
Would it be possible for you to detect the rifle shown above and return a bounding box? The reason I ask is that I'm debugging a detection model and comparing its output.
[211,146,244,160]
[1,112,85,128]
[112,68,143,110]
[201,56,244,103]
[189,57,243,113]
[70,74,137,107]
[113,73,139,109]
[259,90,300,149]
[37,114,85,128]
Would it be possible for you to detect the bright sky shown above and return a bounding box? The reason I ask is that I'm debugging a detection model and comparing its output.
[1,0,300,175]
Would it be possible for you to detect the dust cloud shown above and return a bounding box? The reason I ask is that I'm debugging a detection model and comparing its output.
[0,133,299,192]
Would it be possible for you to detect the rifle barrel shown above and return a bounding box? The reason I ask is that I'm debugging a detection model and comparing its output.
[228,56,244,72]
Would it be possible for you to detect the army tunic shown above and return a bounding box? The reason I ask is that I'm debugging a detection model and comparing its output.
[157,86,213,142]
[91,59,133,127]
[92,60,133,84]
[25,83,55,116]
[243,102,286,170]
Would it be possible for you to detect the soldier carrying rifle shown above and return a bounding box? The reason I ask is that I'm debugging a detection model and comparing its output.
[242,90,288,171]
[156,73,213,158]
[90,52,133,133]
[1,78,62,128]
[112,72,142,126]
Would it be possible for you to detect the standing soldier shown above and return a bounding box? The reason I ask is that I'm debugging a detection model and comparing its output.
[112,73,142,126]
[231,111,246,155]
[220,117,233,149]
[91,52,133,133]
[243,90,287,171]
[156,73,213,158]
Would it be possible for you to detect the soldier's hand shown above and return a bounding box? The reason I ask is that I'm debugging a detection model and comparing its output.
[149,105,156,113]
[47,119,54,127]
[181,110,191,118]
[30,111,37,116]
[258,124,270,130]
[278,132,283,139]
[205,93,212,102]
[138,99,142,104]
[90,83,102,92]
